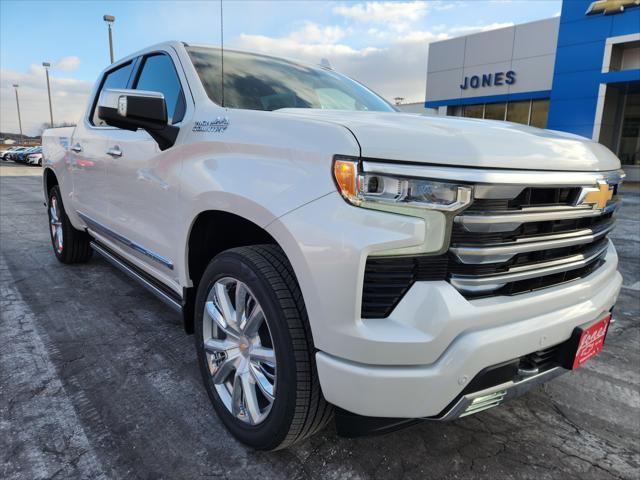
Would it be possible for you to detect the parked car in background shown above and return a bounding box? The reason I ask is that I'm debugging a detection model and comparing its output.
[42,41,623,450]
[26,148,43,166]
[9,147,32,162]
[4,146,29,161]
[0,146,18,160]
[14,147,40,163]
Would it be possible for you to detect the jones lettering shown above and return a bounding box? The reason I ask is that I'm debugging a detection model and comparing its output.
[460,70,516,90]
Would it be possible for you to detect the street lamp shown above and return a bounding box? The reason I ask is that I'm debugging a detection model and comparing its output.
[103,14,115,63]
[12,84,23,144]
[42,62,54,128]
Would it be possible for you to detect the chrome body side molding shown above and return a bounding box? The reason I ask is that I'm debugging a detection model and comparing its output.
[78,211,174,270]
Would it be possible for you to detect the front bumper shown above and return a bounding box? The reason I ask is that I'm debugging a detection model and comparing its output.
[268,191,622,419]
[316,250,620,418]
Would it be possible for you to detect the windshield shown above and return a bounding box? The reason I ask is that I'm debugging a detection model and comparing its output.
[187,46,395,112]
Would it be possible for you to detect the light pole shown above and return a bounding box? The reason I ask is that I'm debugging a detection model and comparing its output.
[103,15,115,63]
[12,84,23,144]
[42,62,54,128]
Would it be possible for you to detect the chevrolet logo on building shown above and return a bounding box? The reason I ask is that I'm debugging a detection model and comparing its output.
[586,0,640,15]
[578,181,614,209]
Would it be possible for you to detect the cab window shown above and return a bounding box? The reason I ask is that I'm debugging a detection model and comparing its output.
[134,53,186,124]
[91,61,134,126]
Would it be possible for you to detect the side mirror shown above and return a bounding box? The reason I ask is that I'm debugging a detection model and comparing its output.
[97,89,178,150]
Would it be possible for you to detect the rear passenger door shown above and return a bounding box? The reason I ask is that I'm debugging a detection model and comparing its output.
[71,60,135,226]
[104,50,188,286]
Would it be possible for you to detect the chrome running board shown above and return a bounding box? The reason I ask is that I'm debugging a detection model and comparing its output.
[90,241,182,312]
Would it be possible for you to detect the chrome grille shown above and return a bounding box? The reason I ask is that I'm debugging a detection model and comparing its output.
[448,183,620,297]
[360,166,624,318]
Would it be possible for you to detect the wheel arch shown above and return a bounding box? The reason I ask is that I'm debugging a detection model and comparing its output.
[182,209,299,334]
[43,167,58,204]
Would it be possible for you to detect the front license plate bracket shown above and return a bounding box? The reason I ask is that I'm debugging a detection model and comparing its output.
[558,314,611,370]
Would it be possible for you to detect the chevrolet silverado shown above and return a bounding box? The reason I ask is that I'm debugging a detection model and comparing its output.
[42,41,624,450]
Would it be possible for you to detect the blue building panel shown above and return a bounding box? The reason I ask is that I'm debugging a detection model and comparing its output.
[559,0,597,23]
[425,90,551,109]
[556,16,614,47]
[554,41,607,74]
[602,69,640,84]
[551,70,603,99]
[548,97,600,126]
[611,7,640,31]
[547,0,640,137]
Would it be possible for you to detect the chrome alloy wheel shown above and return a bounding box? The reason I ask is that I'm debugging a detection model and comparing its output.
[49,196,63,254]
[203,277,277,425]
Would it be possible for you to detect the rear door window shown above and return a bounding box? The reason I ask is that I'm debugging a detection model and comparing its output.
[91,61,134,126]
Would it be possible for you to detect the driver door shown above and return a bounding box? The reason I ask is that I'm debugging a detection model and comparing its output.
[104,50,188,286]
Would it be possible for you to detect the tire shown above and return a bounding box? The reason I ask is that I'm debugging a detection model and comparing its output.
[195,245,333,450]
[47,185,93,263]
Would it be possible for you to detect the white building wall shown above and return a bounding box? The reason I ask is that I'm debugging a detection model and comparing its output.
[395,103,437,115]
[426,18,560,104]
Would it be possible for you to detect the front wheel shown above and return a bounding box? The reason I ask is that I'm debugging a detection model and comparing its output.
[195,245,333,450]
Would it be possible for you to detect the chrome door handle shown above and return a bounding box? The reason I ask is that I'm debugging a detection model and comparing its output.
[70,143,82,153]
[106,146,122,157]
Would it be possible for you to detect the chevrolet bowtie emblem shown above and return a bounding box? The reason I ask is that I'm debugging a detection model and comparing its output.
[580,181,614,209]
[586,0,640,15]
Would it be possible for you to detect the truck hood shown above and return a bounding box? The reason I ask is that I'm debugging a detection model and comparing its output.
[276,109,621,172]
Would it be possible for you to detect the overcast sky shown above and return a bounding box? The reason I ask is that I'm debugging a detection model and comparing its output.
[0,0,561,136]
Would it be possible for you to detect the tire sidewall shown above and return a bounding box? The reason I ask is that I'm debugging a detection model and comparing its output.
[48,185,67,262]
[194,251,298,450]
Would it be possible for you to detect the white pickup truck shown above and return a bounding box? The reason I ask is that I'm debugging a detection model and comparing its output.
[42,41,623,450]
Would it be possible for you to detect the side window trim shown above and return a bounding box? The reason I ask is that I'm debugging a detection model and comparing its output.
[133,52,187,125]
[88,58,139,128]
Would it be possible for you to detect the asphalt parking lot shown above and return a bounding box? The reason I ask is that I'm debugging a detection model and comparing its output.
[1,161,638,480]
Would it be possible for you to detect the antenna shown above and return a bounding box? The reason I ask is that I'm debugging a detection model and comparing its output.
[220,0,225,107]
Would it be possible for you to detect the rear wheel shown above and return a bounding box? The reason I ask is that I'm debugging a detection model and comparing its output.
[195,245,333,450]
[47,185,92,263]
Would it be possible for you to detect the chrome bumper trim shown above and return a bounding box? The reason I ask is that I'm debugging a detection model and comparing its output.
[435,367,566,421]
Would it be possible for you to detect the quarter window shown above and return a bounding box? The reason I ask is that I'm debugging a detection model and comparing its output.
[134,54,186,124]
[91,62,134,126]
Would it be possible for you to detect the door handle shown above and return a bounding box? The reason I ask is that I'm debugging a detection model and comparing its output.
[106,146,122,157]
[70,143,82,153]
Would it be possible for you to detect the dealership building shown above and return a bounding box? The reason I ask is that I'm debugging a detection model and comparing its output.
[424,0,640,179]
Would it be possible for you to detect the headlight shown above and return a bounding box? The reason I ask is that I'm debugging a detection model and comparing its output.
[333,157,472,213]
